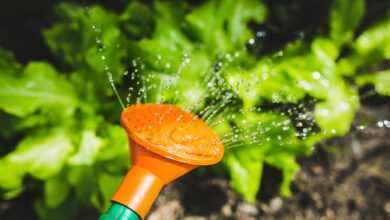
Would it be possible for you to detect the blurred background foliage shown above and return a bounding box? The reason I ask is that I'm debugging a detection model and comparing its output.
[0,0,389,219]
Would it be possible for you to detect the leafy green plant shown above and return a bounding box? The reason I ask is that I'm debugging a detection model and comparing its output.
[0,0,389,219]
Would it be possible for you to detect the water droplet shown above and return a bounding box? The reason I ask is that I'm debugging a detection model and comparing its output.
[312,71,321,80]
[384,120,390,128]
[299,80,312,90]
[256,31,266,38]
[225,53,232,61]
[321,79,329,87]
[357,125,366,130]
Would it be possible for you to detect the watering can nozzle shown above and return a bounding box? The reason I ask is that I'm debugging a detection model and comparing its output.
[101,104,224,219]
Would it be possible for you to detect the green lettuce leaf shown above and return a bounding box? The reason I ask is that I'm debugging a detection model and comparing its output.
[44,2,127,88]
[0,62,78,117]
[131,0,267,110]
[68,130,104,166]
[356,70,390,96]
[225,146,264,202]
[355,17,390,59]
[330,0,365,45]
[0,128,74,195]
[120,2,154,39]
[44,174,71,208]
[221,112,309,200]
[0,48,21,74]
[186,0,267,55]
[337,17,390,76]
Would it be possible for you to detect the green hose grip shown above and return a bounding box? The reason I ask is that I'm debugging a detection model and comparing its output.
[99,202,141,220]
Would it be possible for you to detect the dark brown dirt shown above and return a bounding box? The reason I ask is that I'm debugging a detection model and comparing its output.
[147,104,390,220]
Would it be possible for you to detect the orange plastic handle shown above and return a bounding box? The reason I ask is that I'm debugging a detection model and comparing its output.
[112,141,195,218]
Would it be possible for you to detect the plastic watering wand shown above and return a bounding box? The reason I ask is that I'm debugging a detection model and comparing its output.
[99,104,224,220]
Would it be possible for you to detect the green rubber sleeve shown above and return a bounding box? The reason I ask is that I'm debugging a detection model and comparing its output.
[99,202,141,220]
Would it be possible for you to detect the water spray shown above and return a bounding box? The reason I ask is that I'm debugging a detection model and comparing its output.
[99,104,224,219]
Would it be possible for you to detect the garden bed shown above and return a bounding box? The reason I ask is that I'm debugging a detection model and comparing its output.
[0,1,389,219]
[148,101,390,220]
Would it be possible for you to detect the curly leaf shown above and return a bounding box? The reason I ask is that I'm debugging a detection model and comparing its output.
[0,128,74,196]
[225,146,264,202]
[356,70,390,96]
[355,17,390,59]
[44,175,70,208]
[0,62,78,117]
[68,130,104,166]
[186,0,266,55]
[330,0,365,45]
[44,3,126,83]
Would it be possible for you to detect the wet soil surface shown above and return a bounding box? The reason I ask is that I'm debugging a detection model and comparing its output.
[148,104,390,220]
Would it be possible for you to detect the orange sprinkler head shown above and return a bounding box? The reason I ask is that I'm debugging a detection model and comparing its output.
[112,104,224,219]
